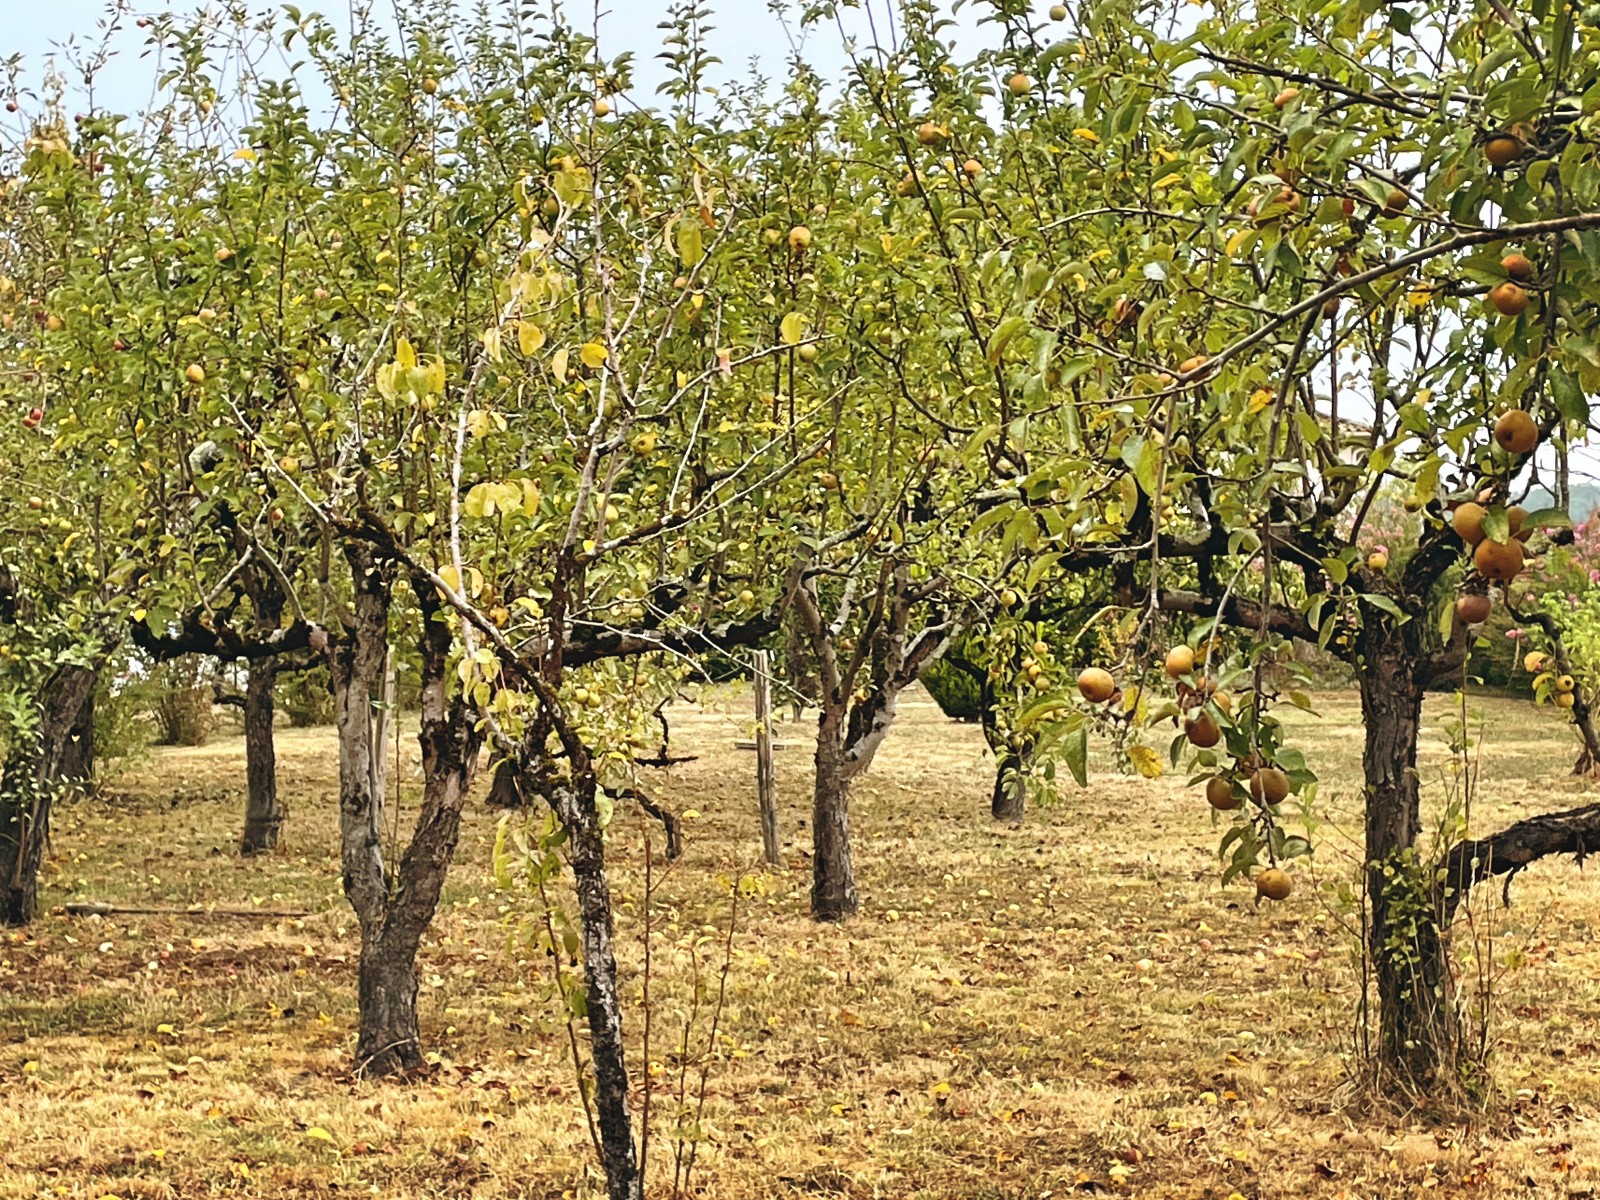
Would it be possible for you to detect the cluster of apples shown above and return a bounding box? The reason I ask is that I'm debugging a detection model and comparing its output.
[1451,492,1533,587]
[1524,652,1580,712]
[1076,644,1295,901]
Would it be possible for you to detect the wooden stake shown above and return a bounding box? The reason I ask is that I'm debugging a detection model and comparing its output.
[753,650,781,867]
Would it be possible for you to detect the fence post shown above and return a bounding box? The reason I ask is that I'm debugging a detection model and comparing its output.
[753,650,781,867]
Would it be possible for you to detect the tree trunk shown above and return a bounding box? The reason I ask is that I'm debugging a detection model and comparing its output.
[355,929,421,1074]
[2,662,101,926]
[240,655,282,854]
[58,688,94,792]
[990,745,1029,824]
[562,777,642,1200]
[331,546,408,1074]
[1358,620,1458,1090]
[811,709,858,921]
[981,674,1026,824]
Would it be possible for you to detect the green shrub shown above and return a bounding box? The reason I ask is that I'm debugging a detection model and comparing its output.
[922,656,983,722]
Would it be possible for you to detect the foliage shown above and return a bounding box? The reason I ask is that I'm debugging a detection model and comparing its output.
[921,654,983,722]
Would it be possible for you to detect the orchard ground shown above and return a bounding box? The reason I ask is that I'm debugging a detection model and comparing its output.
[2,686,1599,1199]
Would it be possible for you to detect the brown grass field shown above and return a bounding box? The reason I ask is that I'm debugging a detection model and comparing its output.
[3,686,1599,1199]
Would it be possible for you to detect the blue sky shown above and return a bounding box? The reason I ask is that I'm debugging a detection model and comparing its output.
[5,2,926,110]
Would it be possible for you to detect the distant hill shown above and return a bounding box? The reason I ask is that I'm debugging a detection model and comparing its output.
[1523,482,1600,521]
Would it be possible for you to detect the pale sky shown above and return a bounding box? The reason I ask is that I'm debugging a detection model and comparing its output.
[3,1,916,108]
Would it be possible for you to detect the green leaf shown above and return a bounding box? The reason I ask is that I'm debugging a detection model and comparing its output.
[1481,505,1510,545]
[1062,722,1088,788]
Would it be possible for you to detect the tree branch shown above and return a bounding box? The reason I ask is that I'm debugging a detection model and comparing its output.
[1441,802,1600,919]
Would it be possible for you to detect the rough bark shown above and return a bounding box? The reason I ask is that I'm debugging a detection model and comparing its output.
[2,662,102,926]
[545,773,641,1200]
[58,688,94,791]
[240,655,281,854]
[811,709,859,921]
[330,545,407,1073]
[1358,617,1458,1089]
[339,560,484,1077]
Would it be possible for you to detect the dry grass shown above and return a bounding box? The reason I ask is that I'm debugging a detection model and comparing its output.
[3,686,1600,1198]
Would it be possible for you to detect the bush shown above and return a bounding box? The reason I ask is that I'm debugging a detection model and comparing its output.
[279,664,336,727]
[922,656,983,722]
[151,658,215,746]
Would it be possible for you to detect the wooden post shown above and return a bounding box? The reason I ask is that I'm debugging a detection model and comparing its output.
[753,650,781,867]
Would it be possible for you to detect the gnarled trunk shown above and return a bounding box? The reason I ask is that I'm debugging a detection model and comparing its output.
[337,557,483,1077]
[240,655,281,854]
[811,709,858,921]
[1358,618,1458,1090]
[2,662,101,926]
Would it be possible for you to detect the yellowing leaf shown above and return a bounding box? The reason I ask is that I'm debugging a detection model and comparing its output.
[395,337,417,371]
[305,1127,337,1144]
[481,326,503,363]
[1248,388,1274,414]
[1072,128,1100,143]
[551,347,569,382]
[676,216,704,267]
[780,311,807,346]
[1153,172,1186,189]
[231,147,258,162]
[422,358,446,395]
[1127,744,1163,779]
[517,321,546,357]
[1225,228,1253,256]
[579,341,609,369]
